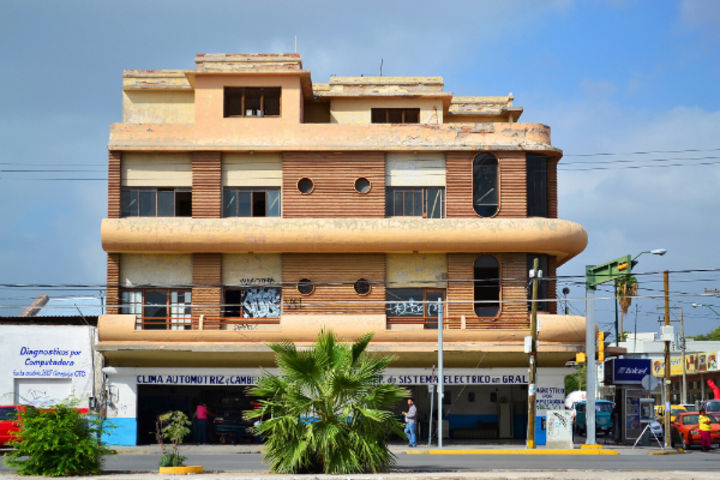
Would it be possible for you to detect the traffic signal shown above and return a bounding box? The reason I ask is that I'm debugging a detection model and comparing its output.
[576,352,586,364]
[617,261,629,272]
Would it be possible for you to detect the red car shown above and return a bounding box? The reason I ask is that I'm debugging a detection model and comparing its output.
[670,411,720,449]
[0,405,22,446]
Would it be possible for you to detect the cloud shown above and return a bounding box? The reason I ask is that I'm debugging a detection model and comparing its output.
[680,0,720,28]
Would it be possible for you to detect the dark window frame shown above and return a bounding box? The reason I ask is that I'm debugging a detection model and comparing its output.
[527,153,549,217]
[120,288,192,330]
[224,287,282,319]
[371,108,420,124]
[473,255,500,317]
[121,187,192,217]
[386,287,446,329]
[386,186,445,218]
[223,187,281,217]
[472,154,499,217]
[223,87,281,118]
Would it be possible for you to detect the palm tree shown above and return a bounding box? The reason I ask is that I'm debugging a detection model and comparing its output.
[244,330,407,474]
[616,275,638,341]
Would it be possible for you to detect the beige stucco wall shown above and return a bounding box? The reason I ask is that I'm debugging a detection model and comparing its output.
[223,254,282,285]
[386,254,447,288]
[121,153,192,187]
[222,153,282,187]
[386,153,445,187]
[329,98,443,124]
[120,254,192,287]
[122,91,195,124]
[193,74,302,127]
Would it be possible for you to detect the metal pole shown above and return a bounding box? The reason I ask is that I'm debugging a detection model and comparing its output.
[614,280,620,346]
[663,270,671,449]
[527,257,539,449]
[427,366,434,448]
[586,286,597,445]
[680,307,687,405]
[437,300,444,448]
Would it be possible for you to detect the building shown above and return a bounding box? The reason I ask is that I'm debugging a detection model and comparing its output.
[98,53,588,445]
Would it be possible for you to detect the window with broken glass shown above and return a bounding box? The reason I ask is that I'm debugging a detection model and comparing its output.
[224,288,281,319]
[474,255,500,317]
[385,187,444,218]
[223,187,281,217]
[224,87,281,117]
[386,288,445,329]
[526,153,549,217]
[121,187,192,217]
[473,154,498,217]
[121,289,192,330]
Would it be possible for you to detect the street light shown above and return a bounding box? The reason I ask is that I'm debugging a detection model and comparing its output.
[692,303,720,317]
[633,248,668,261]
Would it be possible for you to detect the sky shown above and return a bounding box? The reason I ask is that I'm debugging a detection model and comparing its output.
[1,0,719,337]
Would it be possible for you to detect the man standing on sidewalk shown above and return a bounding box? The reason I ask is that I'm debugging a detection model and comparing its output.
[402,398,418,447]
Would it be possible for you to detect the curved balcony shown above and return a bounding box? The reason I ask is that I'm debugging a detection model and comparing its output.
[102,217,587,264]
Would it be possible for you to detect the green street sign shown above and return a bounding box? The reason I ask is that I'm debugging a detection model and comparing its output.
[585,254,632,290]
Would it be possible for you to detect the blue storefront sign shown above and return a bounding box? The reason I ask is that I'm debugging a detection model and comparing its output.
[605,358,651,385]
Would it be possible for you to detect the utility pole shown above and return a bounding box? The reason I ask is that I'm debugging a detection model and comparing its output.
[658,305,687,405]
[437,299,444,448]
[663,271,671,449]
[526,258,540,448]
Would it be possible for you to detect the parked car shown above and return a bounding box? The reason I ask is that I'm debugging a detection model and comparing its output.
[0,405,22,446]
[670,411,720,450]
[573,400,615,436]
[700,400,720,414]
[655,404,688,424]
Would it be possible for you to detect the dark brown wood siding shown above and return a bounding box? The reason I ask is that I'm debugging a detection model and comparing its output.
[192,152,222,218]
[106,253,120,314]
[192,253,222,326]
[282,254,385,314]
[282,152,385,217]
[547,256,557,314]
[108,151,121,218]
[447,253,529,326]
[497,152,526,217]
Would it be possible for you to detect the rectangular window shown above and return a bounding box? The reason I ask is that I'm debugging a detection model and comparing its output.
[371,108,420,124]
[224,287,281,319]
[527,153,549,217]
[386,187,444,218]
[527,254,549,312]
[121,289,191,330]
[386,288,445,329]
[224,87,281,117]
[121,187,192,217]
[223,187,281,217]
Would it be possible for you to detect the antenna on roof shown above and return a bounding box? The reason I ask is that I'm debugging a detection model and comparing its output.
[380,58,383,76]
[294,35,298,53]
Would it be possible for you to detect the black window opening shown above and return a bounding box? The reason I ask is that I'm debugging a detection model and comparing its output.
[474,255,500,317]
[223,187,281,217]
[527,153,549,217]
[527,254,549,312]
[386,187,444,218]
[224,288,281,319]
[473,154,498,217]
[386,288,445,329]
[224,87,281,117]
[371,108,420,124]
[121,187,192,217]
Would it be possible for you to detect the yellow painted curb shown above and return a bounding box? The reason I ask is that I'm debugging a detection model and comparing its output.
[158,465,203,474]
[580,444,604,449]
[649,449,683,455]
[403,449,619,455]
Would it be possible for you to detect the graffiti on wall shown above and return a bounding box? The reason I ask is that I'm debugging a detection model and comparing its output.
[241,288,280,318]
[387,298,424,316]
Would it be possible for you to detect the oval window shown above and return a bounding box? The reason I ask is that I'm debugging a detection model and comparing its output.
[297,278,315,295]
[297,178,314,194]
[473,154,498,217]
[354,177,371,194]
[474,255,499,317]
[354,279,371,295]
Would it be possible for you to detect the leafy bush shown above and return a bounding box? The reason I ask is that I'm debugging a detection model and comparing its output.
[155,410,191,467]
[6,404,111,476]
[244,330,407,474]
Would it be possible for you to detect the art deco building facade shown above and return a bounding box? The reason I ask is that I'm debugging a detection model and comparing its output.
[98,54,587,445]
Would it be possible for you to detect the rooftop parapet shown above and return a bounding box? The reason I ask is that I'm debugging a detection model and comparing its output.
[194,53,304,73]
[449,94,523,121]
[315,76,447,97]
[122,70,191,90]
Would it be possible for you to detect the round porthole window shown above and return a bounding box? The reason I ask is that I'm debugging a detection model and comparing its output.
[298,177,314,194]
[297,278,315,295]
[354,177,371,194]
[354,279,371,295]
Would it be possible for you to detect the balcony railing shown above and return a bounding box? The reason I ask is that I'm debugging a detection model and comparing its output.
[134,316,280,330]
[386,316,530,329]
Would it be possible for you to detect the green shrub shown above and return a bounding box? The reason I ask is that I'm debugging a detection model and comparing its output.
[155,410,191,468]
[6,404,111,476]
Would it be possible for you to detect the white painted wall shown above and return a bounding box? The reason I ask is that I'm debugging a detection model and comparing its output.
[0,325,96,408]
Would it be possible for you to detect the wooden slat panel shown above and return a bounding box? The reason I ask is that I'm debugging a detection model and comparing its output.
[192,152,222,218]
[445,152,475,217]
[447,253,529,324]
[192,253,222,327]
[106,253,120,314]
[547,158,558,219]
[282,254,385,314]
[108,151,121,218]
[547,257,557,314]
[282,152,385,217]
[497,152,526,217]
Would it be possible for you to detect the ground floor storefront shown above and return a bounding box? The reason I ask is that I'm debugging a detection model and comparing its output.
[101,366,568,446]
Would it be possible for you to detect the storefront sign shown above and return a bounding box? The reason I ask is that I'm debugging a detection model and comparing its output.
[608,358,651,384]
[137,375,259,386]
[12,346,87,378]
[536,386,565,410]
[652,350,720,377]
